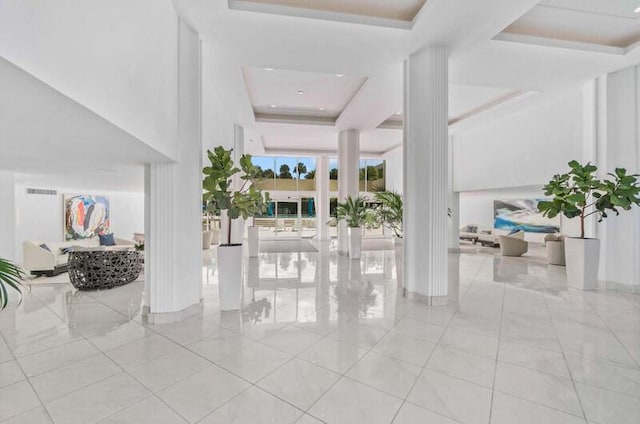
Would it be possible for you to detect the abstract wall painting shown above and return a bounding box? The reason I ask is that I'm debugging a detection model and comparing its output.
[64,195,110,240]
[494,199,560,233]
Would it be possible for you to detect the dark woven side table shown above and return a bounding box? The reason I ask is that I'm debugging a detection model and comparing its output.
[68,250,143,290]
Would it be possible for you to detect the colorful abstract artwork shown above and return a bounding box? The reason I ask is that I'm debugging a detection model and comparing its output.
[64,195,110,240]
[494,199,560,233]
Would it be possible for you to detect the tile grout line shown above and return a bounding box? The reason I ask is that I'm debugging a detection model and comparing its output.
[541,289,589,423]
[487,278,506,424]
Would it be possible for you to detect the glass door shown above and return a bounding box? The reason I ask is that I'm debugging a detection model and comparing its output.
[276,200,300,238]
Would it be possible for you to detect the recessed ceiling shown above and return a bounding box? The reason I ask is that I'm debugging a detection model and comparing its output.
[499,0,640,52]
[229,0,428,28]
[243,67,367,123]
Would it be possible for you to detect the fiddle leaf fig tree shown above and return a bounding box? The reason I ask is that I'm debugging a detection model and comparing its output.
[203,147,271,245]
[538,160,640,239]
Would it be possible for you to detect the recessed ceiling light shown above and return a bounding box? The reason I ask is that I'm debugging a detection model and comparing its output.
[319,107,326,111]
[297,90,305,95]
[335,73,344,77]
[395,111,402,115]
[270,104,277,108]
[265,67,274,71]
[635,7,640,13]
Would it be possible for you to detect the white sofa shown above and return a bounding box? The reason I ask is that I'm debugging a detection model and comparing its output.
[23,237,135,276]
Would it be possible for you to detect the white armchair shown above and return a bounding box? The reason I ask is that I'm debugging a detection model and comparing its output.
[499,232,528,257]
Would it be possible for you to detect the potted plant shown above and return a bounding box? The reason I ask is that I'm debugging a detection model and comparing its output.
[330,195,376,259]
[203,146,270,310]
[539,161,640,290]
[373,191,403,244]
[0,258,25,311]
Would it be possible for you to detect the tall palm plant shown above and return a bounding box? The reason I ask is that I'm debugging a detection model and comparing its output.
[0,258,25,310]
[374,191,403,238]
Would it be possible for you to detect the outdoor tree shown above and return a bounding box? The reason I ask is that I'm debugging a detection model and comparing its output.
[293,162,307,179]
[329,168,338,180]
[305,169,316,179]
[279,164,293,179]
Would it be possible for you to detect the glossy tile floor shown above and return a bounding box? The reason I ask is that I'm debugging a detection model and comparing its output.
[1,240,639,424]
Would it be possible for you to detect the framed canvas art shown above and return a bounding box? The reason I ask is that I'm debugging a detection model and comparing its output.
[493,199,559,233]
[64,194,110,240]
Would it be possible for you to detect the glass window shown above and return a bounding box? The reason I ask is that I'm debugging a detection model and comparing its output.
[329,158,338,192]
[251,156,276,191]
[275,157,298,191]
[365,159,385,192]
[296,157,316,191]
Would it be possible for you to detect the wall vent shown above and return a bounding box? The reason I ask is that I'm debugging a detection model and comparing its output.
[26,188,58,196]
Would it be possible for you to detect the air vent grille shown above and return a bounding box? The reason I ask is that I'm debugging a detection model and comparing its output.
[26,188,57,196]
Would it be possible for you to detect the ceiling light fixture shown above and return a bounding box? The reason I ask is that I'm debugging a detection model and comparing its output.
[297,90,305,95]
[335,73,344,77]
[270,104,277,108]
[635,6,640,13]
[319,107,326,111]
[395,111,402,115]
[265,67,274,71]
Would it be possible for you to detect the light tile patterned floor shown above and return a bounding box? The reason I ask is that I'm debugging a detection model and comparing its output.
[0,241,639,423]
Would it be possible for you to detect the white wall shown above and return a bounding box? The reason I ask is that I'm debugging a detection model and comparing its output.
[0,0,179,159]
[383,147,403,194]
[0,173,16,261]
[453,90,583,192]
[14,184,144,264]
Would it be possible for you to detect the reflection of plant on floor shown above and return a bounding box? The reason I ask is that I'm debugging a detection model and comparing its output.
[242,297,272,324]
[0,258,25,311]
[333,281,377,319]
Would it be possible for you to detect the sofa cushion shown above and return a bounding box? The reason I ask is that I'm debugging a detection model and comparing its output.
[56,254,68,266]
[99,233,116,246]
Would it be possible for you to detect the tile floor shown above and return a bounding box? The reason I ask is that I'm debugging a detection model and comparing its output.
[0,240,639,423]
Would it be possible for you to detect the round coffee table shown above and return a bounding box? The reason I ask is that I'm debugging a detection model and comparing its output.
[68,250,143,290]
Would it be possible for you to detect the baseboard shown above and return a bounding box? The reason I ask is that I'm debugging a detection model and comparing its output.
[402,288,450,306]
[143,300,203,324]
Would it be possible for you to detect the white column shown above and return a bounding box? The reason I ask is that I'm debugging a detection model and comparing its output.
[315,156,330,241]
[144,20,202,323]
[0,172,15,261]
[228,124,244,245]
[448,136,460,250]
[403,46,449,300]
[592,67,640,288]
[337,130,359,255]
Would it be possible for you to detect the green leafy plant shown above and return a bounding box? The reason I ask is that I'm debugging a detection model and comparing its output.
[373,191,403,238]
[539,160,640,238]
[203,147,271,245]
[329,195,376,228]
[0,258,25,310]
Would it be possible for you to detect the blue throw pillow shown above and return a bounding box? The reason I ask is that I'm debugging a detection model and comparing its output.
[99,233,116,246]
[39,243,51,252]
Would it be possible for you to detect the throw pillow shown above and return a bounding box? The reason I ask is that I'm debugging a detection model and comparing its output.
[39,243,51,252]
[508,228,521,235]
[60,246,74,255]
[99,233,116,246]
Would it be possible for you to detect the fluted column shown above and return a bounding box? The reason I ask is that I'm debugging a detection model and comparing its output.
[403,46,449,300]
[144,20,202,323]
[337,130,359,255]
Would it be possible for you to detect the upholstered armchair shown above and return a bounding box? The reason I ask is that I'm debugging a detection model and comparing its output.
[498,231,528,257]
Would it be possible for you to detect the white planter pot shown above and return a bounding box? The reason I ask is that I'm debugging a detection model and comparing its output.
[546,241,565,266]
[217,244,243,311]
[247,226,260,257]
[565,237,600,291]
[348,227,362,259]
[202,231,213,250]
